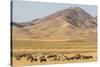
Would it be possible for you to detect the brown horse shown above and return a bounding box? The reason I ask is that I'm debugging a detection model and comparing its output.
[15,54,26,60]
[82,55,93,59]
[26,55,38,62]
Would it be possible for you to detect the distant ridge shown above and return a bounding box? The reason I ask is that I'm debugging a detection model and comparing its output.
[12,22,23,27]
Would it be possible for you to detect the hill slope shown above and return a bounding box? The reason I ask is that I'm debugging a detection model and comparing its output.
[12,7,97,42]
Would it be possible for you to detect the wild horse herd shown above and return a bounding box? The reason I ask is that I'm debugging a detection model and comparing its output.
[13,53,93,63]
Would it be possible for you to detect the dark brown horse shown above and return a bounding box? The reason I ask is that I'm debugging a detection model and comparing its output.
[47,54,57,58]
[40,56,46,62]
[74,54,82,60]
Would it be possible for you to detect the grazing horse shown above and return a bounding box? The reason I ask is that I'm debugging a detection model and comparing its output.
[40,56,46,62]
[63,54,80,61]
[15,55,21,60]
[53,56,61,61]
[82,55,93,59]
[47,54,62,61]
[26,55,38,62]
[47,54,57,58]
[69,57,75,60]
[62,56,70,61]
[74,54,82,60]
[15,54,25,60]
[31,57,38,62]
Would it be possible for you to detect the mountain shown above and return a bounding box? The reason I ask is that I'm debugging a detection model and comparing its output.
[64,7,96,29]
[12,7,97,41]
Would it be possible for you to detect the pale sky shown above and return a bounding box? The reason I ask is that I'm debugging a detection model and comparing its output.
[12,0,97,23]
